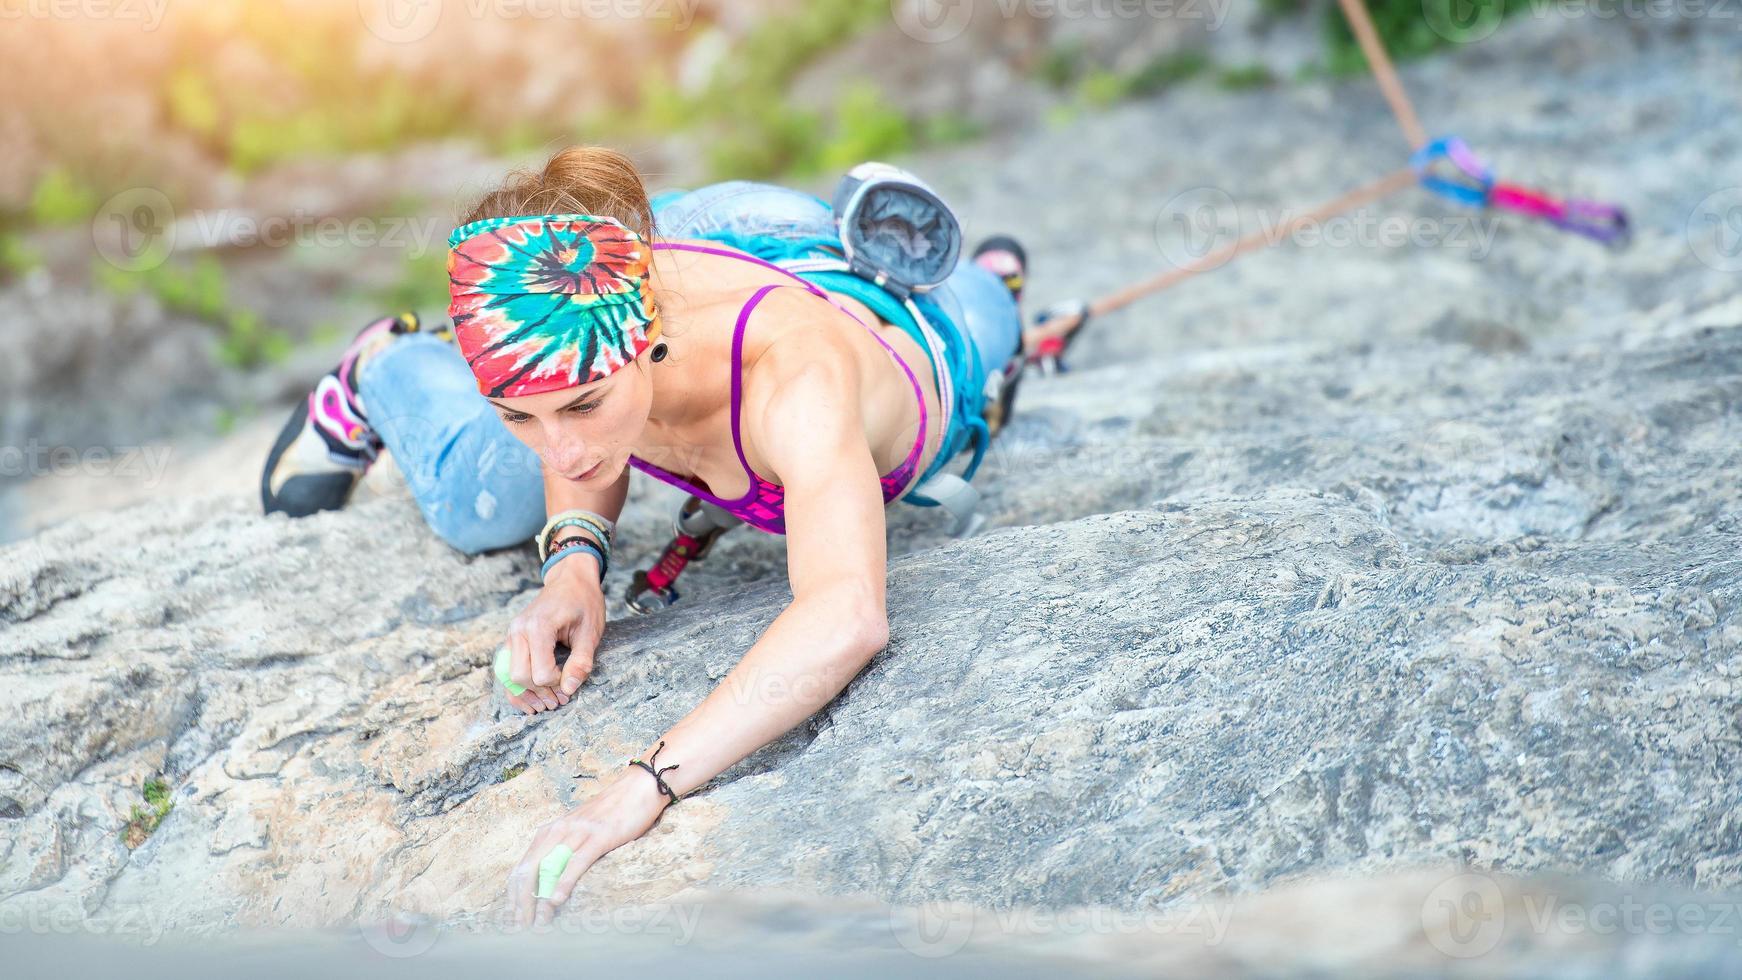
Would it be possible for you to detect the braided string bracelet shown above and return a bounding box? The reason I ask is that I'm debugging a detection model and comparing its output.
[541,536,607,584]
[627,740,682,806]
[542,515,611,558]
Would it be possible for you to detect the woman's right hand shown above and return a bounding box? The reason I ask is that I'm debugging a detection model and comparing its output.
[503,553,606,715]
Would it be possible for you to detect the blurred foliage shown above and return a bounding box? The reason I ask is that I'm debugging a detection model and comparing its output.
[920,112,985,146]
[1038,40,1088,90]
[1217,64,1278,91]
[161,5,480,175]
[363,248,450,324]
[682,0,894,179]
[0,232,42,279]
[1078,69,1129,108]
[92,253,292,368]
[1125,49,1211,98]
[1320,0,1521,75]
[815,83,915,174]
[1075,49,1211,107]
[29,168,100,225]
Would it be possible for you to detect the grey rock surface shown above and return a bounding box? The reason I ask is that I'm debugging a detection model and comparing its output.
[2,13,1740,975]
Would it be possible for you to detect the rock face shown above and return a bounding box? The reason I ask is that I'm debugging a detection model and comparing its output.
[2,12,1741,974]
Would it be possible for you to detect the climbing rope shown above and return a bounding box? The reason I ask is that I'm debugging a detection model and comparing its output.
[1026,0,1630,355]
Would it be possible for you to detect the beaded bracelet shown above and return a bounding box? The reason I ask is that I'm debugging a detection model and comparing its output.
[538,510,614,555]
[540,520,610,564]
[538,509,616,563]
[543,517,611,564]
[541,537,606,584]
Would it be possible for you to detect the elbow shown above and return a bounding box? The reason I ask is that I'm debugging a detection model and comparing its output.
[799,583,887,671]
[854,606,890,658]
[830,596,889,666]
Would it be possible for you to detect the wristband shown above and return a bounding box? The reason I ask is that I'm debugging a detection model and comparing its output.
[541,538,606,584]
[627,740,682,806]
[538,509,615,562]
[541,516,612,562]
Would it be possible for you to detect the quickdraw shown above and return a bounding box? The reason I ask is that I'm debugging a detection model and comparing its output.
[624,495,739,614]
[1410,136,1631,249]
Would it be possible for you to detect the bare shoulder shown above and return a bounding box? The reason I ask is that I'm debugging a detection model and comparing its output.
[739,285,862,380]
[736,287,867,471]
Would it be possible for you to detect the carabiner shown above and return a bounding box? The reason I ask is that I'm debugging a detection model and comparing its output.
[1410,136,1493,208]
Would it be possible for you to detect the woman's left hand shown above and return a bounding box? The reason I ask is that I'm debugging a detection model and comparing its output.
[507,765,672,927]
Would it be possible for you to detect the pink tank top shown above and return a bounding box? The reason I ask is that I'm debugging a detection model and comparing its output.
[626,242,929,535]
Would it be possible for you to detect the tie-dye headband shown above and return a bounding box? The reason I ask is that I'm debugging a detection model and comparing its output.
[447,213,657,398]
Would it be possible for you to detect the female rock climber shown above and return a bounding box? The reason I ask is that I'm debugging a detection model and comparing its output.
[259,146,1087,924]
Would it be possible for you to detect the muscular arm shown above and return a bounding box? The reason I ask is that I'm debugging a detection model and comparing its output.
[637,325,891,792]
[520,306,899,915]
[502,460,630,710]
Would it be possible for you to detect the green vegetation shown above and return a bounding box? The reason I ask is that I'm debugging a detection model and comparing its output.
[29,168,99,226]
[0,232,41,278]
[362,248,449,324]
[667,1,904,179]
[1217,64,1278,91]
[93,254,292,369]
[1038,40,1089,90]
[815,83,914,174]
[1320,0,1520,75]
[1125,50,1212,98]
[499,764,527,783]
[1071,49,1212,108]
[122,778,174,849]
[161,6,481,175]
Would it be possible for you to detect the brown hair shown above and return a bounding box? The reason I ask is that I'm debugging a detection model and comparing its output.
[459,145,655,239]
[458,145,668,347]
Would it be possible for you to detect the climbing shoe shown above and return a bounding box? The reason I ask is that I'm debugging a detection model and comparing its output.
[260,312,434,518]
[972,234,1027,304]
[831,162,962,300]
[973,235,1030,438]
